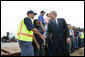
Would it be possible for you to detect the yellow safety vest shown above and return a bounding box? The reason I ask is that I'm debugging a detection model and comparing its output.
[17,17,34,42]
[80,32,84,39]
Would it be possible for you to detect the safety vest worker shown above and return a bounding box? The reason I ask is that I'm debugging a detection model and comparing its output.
[17,10,37,56]
[17,10,45,56]
[17,17,34,42]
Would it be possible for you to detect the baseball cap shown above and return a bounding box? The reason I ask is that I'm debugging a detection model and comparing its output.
[27,10,37,15]
[41,10,45,13]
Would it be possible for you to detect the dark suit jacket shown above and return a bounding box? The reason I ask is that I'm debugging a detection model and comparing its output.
[47,18,70,56]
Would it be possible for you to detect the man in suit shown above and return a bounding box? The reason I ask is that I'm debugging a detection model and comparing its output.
[47,11,71,56]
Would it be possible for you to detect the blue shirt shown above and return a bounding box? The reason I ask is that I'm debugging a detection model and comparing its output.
[38,14,45,25]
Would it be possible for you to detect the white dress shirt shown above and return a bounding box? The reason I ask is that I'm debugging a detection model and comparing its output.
[54,18,58,26]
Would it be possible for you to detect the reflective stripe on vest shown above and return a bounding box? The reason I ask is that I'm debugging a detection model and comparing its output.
[17,33,33,37]
[17,18,33,42]
[19,21,22,39]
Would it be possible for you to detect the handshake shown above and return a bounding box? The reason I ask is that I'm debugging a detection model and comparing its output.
[40,34,46,41]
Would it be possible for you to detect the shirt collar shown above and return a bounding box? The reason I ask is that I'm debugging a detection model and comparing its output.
[54,17,58,25]
[54,17,57,21]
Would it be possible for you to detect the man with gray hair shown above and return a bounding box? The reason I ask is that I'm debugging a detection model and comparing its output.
[47,11,71,56]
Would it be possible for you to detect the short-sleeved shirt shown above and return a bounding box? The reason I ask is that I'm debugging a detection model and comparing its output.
[24,17,35,31]
[38,14,45,25]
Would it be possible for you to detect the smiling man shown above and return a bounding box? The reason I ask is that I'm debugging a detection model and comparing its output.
[47,11,71,56]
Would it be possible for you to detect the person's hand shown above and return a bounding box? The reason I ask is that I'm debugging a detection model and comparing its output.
[40,34,45,40]
[67,38,71,44]
[50,34,52,40]
[37,44,40,50]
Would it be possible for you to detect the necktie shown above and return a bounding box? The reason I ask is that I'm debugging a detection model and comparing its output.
[54,20,58,29]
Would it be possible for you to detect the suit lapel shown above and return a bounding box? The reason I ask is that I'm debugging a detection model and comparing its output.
[57,19,60,31]
[52,21,55,29]
[52,20,58,32]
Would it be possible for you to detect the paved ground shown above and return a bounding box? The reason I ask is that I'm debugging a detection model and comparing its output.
[70,47,84,56]
[1,42,84,56]
[1,42,19,47]
[1,42,20,56]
